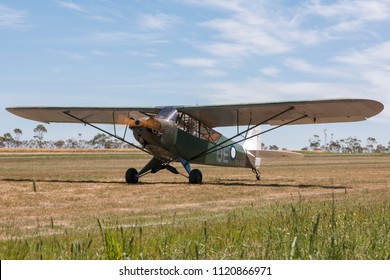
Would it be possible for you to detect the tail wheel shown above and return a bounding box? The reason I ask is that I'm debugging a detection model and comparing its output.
[189,169,202,184]
[125,168,139,184]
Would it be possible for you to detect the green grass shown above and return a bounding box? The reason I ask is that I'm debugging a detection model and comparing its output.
[1,191,388,260]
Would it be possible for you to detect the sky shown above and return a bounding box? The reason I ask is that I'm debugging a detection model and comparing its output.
[1,0,389,150]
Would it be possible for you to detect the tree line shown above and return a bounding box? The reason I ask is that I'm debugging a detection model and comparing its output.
[260,134,389,153]
[0,125,131,149]
[1,125,389,152]
[303,134,390,153]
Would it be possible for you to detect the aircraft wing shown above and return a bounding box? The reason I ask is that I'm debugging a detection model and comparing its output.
[6,107,162,125]
[7,99,383,127]
[179,99,384,128]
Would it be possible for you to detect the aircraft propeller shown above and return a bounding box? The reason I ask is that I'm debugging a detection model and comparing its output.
[126,117,162,132]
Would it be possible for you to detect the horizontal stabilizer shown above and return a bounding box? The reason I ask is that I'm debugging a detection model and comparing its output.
[249,150,303,159]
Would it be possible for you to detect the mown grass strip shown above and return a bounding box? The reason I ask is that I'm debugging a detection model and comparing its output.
[1,191,388,260]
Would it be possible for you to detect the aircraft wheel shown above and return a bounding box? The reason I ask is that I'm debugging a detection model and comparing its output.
[189,169,202,184]
[125,168,139,184]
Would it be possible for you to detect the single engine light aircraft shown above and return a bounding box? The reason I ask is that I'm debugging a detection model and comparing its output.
[7,99,383,184]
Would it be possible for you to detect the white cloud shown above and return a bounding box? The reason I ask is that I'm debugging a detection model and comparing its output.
[203,75,371,103]
[304,0,390,35]
[284,58,351,78]
[186,0,390,59]
[91,50,111,57]
[137,13,179,30]
[149,62,169,68]
[200,42,248,58]
[175,58,218,68]
[200,69,227,77]
[197,2,294,57]
[89,31,132,43]
[305,0,390,21]
[56,1,117,23]
[201,17,291,56]
[260,66,280,77]
[333,42,390,118]
[0,5,28,30]
[327,20,362,33]
[126,50,157,57]
[335,41,390,67]
[57,1,84,12]
[46,49,88,60]
[192,1,323,57]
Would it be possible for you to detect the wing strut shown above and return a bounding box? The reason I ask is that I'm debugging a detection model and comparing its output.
[190,106,298,161]
[63,111,152,155]
[190,109,308,161]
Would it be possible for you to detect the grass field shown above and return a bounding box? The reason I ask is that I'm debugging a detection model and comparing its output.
[0,149,389,259]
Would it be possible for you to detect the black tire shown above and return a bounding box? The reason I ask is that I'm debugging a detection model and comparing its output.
[125,168,139,184]
[189,169,202,184]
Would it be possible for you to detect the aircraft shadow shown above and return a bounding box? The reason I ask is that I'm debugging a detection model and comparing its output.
[1,178,187,186]
[208,179,349,189]
[2,178,349,189]
[1,178,124,185]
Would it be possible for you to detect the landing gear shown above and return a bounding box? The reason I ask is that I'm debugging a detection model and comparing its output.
[252,168,261,180]
[125,160,203,184]
[189,169,202,184]
[125,168,139,184]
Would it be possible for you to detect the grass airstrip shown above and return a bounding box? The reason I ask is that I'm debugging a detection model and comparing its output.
[0,149,388,259]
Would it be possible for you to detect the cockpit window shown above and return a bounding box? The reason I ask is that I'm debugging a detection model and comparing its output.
[177,112,221,143]
[156,106,179,122]
[155,107,221,143]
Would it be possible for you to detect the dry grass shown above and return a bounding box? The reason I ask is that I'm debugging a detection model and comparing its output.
[0,150,389,259]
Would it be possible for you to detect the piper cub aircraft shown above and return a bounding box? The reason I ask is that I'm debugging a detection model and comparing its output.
[7,99,383,184]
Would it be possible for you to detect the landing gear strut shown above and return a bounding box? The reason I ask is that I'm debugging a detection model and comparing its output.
[124,166,203,184]
[125,156,204,184]
[252,168,261,180]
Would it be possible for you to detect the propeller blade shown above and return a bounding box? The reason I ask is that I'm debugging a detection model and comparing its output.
[137,117,162,131]
[127,117,162,131]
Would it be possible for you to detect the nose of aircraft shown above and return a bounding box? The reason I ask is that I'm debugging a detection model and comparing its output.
[128,117,162,132]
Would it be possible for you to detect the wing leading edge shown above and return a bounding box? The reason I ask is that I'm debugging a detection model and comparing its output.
[6,99,383,128]
[6,107,162,125]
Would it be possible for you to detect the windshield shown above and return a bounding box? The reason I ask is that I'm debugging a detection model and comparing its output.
[156,106,179,122]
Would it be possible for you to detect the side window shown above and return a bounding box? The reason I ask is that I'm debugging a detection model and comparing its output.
[177,112,221,143]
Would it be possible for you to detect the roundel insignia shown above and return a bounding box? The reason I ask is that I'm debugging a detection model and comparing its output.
[230,146,236,159]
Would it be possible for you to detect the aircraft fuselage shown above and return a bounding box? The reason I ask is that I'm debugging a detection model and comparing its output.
[132,119,251,168]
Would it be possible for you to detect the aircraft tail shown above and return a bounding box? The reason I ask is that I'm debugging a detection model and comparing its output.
[243,126,262,169]
[243,127,303,170]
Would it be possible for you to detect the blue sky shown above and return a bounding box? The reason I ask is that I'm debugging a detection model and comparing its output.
[1,0,389,149]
